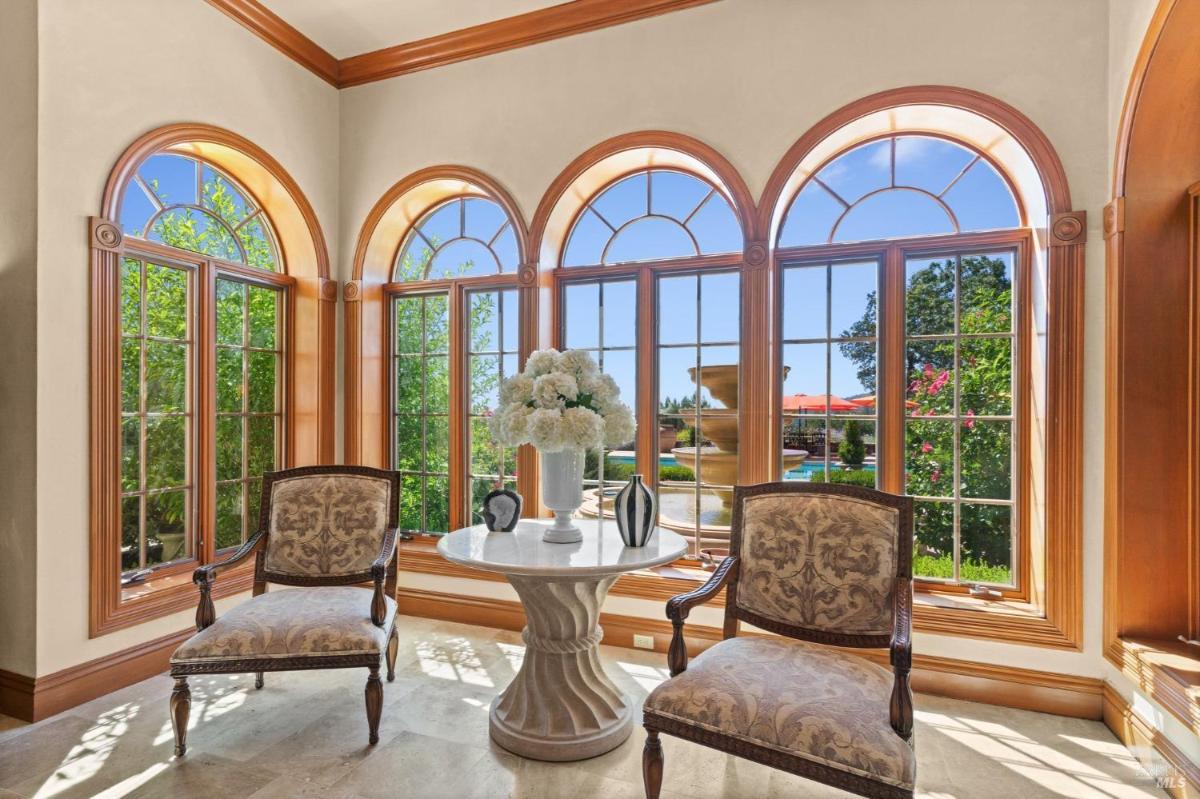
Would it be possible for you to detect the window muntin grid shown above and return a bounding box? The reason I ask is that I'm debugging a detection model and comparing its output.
[392,293,451,534]
[780,259,880,488]
[119,153,279,270]
[393,196,520,282]
[560,278,639,517]
[467,288,520,524]
[119,257,194,576]
[779,135,1020,248]
[656,270,741,555]
[905,251,1017,587]
[213,277,285,551]
[562,169,743,267]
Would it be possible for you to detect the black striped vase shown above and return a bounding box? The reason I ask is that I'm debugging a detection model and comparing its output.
[615,474,656,547]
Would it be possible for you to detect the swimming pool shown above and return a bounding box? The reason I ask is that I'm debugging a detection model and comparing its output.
[605,452,875,480]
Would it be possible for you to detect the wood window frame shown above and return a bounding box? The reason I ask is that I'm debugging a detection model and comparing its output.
[384,269,523,533]
[350,106,1083,649]
[90,125,333,637]
[773,229,1033,600]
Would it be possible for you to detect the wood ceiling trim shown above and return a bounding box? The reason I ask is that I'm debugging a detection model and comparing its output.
[205,0,341,86]
[206,0,719,89]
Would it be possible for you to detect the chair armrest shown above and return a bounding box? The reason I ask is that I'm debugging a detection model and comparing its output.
[191,530,264,631]
[889,576,914,741]
[665,556,738,677]
[370,528,399,627]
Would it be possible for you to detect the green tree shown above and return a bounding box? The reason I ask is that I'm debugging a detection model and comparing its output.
[838,419,866,466]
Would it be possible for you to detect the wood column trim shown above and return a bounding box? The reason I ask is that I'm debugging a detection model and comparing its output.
[740,240,771,484]
[1103,683,1200,798]
[343,280,363,464]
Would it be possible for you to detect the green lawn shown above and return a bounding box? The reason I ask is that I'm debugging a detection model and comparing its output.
[913,553,1010,585]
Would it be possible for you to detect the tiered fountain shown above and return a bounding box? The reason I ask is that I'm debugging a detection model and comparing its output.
[671,364,808,507]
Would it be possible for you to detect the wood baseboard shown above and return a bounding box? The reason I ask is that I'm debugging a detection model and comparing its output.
[396,587,1104,719]
[1103,683,1200,798]
[0,629,191,722]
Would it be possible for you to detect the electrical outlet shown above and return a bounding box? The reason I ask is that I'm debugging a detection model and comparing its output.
[633,634,655,650]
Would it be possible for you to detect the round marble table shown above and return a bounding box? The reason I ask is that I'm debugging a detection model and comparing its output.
[437,517,687,761]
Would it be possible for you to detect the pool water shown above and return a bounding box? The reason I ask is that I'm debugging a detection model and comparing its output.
[605,452,875,480]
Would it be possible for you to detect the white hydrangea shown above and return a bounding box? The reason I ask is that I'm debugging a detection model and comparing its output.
[602,402,636,448]
[524,349,562,378]
[560,349,599,377]
[490,347,636,452]
[499,374,534,406]
[526,408,565,451]
[532,372,578,408]
[560,405,605,450]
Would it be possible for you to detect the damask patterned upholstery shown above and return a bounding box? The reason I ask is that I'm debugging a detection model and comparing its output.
[264,474,392,577]
[171,587,396,664]
[644,636,915,791]
[736,492,899,636]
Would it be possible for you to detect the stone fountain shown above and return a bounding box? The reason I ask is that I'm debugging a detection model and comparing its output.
[672,364,808,507]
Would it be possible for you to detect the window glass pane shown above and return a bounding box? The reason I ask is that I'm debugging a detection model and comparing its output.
[905,419,953,498]
[818,139,891,204]
[782,342,827,398]
[563,209,610,267]
[121,340,140,413]
[120,496,141,572]
[782,265,827,341]
[592,173,647,229]
[942,160,1020,231]
[139,154,197,206]
[146,490,188,566]
[960,421,1012,500]
[247,351,277,413]
[906,257,956,335]
[216,280,244,346]
[121,259,142,335]
[960,253,1014,333]
[430,238,498,279]
[651,170,711,219]
[492,225,519,272]
[605,217,694,264]
[425,295,449,353]
[700,272,740,343]
[688,193,743,254]
[144,416,186,489]
[960,339,1012,416]
[426,477,450,534]
[894,136,976,195]
[217,349,244,413]
[418,200,461,246]
[237,218,277,271]
[913,500,955,580]
[470,355,499,413]
[469,291,500,352]
[247,415,275,476]
[215,482,243,551]
[216,416,242,482]
[906,340,956,415]
[247,286,278,348]
[960,503,1013,585]
[247,478,264,534]
[121,418,140,493]
[658,274,697,346]
[779,182,843,248]
[144,341,187,413]
[151,208,243,263]
[601,280,637,348]
[830,261,877,338]
[834,189,955,243]
[395,236,434,281]
[120,183,157,237]
[201,165,253,225]
[464,197,507,242]
[145,263,188,340]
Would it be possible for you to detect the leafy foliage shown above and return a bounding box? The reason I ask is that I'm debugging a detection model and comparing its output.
[838,419,866,466]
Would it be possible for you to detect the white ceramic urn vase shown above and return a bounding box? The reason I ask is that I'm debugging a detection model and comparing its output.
[540,448,585,543]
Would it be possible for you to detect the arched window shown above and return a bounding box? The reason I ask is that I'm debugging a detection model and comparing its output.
[373,184,525,535]
[775,132,1029,593]
[542,140,751,553]
[91,126,330,636]
[119,153,279,270]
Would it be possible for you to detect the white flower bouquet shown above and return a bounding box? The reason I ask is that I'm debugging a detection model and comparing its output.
[489,348,635,452]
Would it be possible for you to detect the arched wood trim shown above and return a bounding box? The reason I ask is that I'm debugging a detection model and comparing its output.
[756,85,1073,238]
[529,130,760,258]
[345,166,530,471]
[1104,0,1200,737]
[760,87,1083,649]
[90,123,334,637]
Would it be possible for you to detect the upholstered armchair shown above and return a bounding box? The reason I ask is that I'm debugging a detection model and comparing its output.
[168,465,402,756]
[642,482,915,799]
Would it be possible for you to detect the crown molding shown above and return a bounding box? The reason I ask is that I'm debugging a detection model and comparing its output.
[205,0,718,89]
[204,0,340,86]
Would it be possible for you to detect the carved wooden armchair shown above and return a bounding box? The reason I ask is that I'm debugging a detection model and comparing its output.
[642,482,915,799]
[168,465,402,756]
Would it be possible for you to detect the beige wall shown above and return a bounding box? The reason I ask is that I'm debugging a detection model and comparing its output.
[0,0,40,677]
[31,0,340,676]
[339,0,1111,675]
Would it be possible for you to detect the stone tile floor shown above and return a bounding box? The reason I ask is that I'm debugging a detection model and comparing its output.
[0,617,1168,798]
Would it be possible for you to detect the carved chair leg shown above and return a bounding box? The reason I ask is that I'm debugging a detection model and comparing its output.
[642,728,664,799]
[365,666,383,745]
[386,626,399,682]
[170,676,191,757]
[255,672,264,690]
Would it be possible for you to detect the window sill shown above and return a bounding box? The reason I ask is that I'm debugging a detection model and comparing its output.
[397,539,1077,648]
[92,562,254,637]
[1107,636,1200,735]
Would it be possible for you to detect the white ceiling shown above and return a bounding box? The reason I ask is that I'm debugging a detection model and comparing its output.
[261,0,564,59]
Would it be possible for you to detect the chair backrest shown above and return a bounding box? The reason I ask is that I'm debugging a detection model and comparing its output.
[257,465,400,583]
[726,482,912,647]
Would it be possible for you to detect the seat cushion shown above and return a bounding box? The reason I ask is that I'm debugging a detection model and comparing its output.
[171,587,396,665]
[644,636,915,790]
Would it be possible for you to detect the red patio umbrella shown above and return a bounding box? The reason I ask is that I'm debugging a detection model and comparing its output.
[850,394,919,410]
[782,393,860,412]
